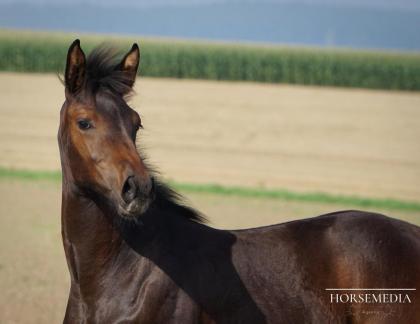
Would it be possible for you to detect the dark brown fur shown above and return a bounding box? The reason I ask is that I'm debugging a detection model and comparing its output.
[59,41,420,324]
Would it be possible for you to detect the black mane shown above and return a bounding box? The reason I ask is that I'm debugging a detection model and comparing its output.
[151,179,207,224]
[85,45,205,224]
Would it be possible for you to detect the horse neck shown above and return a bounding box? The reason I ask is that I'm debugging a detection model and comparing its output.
[61,182,125,285]
[60,180,258,321]
[60,179,209,283]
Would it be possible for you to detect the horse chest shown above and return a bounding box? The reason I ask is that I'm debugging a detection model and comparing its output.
[70,271,206,324]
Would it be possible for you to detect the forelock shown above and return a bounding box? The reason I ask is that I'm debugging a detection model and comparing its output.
[85,45,134,97]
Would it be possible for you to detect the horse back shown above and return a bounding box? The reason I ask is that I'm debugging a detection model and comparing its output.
[232,211,420,323]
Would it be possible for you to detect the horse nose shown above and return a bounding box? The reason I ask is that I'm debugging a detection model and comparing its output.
[122,176,138,203]
[121,175,154,203]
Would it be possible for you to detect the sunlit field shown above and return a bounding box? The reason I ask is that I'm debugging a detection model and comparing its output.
[1,64,419,322]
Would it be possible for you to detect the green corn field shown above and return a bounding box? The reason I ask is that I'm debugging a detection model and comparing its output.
[1,29,419,90]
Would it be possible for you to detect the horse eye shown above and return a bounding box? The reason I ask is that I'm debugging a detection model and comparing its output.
[77,119,92,130]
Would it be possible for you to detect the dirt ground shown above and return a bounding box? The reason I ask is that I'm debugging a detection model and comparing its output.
[1,73,420,323]
[1,72,420,201]
[0,179,418,324]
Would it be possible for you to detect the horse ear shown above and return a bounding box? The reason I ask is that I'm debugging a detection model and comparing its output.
[65,39,86,95]
[117,43,140,88]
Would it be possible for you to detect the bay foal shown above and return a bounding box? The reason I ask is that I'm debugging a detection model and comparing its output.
[59,40,420,323]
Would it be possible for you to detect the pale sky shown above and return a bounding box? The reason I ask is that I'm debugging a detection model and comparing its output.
[1,0,420,11]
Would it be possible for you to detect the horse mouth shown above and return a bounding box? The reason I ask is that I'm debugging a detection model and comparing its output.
[118,196,153,219]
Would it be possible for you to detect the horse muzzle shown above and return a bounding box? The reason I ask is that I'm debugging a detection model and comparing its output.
[118,175,154,218]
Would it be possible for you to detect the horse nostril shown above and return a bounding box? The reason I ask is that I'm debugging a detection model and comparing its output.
[122,176,138,203]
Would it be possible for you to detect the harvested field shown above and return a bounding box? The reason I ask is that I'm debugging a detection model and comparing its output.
[1,73,420,201]
[0,73,419,323]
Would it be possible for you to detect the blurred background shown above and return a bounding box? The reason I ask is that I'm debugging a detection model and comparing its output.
[0,0,419,323]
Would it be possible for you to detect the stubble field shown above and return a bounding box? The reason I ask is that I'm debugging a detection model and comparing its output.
[0,72,419,323]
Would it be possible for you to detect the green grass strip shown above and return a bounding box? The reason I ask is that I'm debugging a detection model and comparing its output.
[1,167,419,212]
[0,168,61,181]
[172,182,420,212]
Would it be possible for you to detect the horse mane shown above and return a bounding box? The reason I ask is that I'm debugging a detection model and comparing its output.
[151,179,207,224]
[84,45,206,224]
